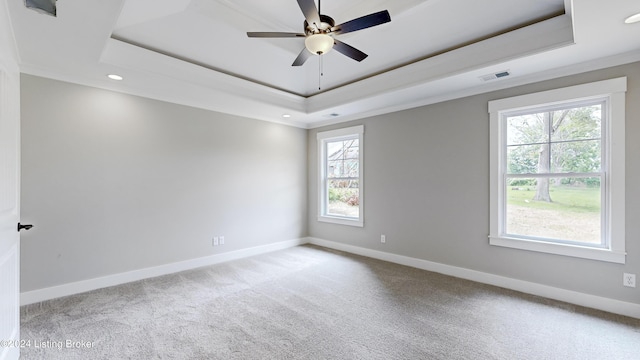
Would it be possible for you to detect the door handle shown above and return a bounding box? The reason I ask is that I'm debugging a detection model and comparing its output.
[17,223,34,232]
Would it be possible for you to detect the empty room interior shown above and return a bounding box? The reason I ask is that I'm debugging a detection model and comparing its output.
[1,0,640,359]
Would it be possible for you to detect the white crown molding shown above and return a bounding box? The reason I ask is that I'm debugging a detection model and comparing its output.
[20,45,640,131]
[307,15,575,114]
[307,48,640,128]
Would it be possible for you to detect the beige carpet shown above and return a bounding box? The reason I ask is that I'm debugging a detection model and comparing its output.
[20,245,640,359]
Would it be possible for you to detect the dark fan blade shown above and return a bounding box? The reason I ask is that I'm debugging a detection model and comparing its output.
[292,48,312,66]
[332,10,391,35]
[247,32,305,38]
[333,39,368,62]
[297,0,320,27]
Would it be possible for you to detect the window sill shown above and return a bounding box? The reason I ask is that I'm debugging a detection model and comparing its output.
[489,236,626,264]
[318,216,363,227]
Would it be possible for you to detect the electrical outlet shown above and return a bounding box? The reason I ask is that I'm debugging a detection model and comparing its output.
[623,273,636,288]
[219,236,225,245]
[213,237,219,246]
[381,234,386,243]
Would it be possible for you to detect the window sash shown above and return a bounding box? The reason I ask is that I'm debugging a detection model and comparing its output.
[502,99,605,176]
[501,173,606,247]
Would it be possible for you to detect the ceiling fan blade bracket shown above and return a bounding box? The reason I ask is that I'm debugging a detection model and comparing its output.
[304,15,335,35]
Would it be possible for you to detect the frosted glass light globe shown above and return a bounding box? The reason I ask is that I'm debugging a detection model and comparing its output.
[305,34,334,55]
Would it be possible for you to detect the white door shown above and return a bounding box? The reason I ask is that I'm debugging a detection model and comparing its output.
[0,65,21,360]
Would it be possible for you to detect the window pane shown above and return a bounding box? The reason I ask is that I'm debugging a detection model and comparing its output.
[327,139,359,178]
[327,179,359,218]
[327,160,343,178]
[551,104,602,142]
[327,141,343,159]
[551,140,601,173]
[507,144,548,174]
[327,139,359,161]
[507,103,602,176]
[327,160,360,178]
[344,139,359,159]
[345,159,359,177]
[505,177,601,245]
[506,114,548,145]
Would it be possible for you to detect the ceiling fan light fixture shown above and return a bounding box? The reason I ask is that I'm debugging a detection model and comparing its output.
[246,1,390,66]
[305,34,334,55]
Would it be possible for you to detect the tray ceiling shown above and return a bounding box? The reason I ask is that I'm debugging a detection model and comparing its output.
[6,0,640,127]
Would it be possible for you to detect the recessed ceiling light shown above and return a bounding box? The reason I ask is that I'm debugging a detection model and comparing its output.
[625,12,640,24]
[107,74,123,81]
[282,114,291,118]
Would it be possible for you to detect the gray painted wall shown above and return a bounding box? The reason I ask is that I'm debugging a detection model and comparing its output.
[308,62,640,304]
[20,74,307,292]
[20,62,639,305]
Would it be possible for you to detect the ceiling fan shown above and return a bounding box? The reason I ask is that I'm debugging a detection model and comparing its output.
[247,0,391,66]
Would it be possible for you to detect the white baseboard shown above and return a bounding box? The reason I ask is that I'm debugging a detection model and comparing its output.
[20,238,307,306]
[21,236,640,319]
[307,237,640,319]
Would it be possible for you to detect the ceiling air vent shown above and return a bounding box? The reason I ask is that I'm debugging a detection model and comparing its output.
[479,70,510,82]
[25,0,57,17]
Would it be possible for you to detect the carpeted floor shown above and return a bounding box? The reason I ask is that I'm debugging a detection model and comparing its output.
[20,245,640,359]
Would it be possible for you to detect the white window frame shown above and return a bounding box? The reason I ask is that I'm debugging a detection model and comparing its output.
[317,125,364,227]
[488,78,626,264]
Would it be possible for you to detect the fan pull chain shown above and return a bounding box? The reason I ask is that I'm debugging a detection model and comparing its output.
[318,55,324,90]
[318,0,323,90]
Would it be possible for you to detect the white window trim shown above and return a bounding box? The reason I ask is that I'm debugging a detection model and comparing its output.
[488,78,626,264]
[317,125,364,227]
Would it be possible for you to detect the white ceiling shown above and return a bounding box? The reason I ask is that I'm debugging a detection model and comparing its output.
[6,0,640,128]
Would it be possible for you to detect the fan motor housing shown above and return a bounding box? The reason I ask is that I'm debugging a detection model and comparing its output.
[304,14,335,35]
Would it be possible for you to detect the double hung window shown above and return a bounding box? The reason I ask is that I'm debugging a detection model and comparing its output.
[317,125,364,227]
[489,78,626,263]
